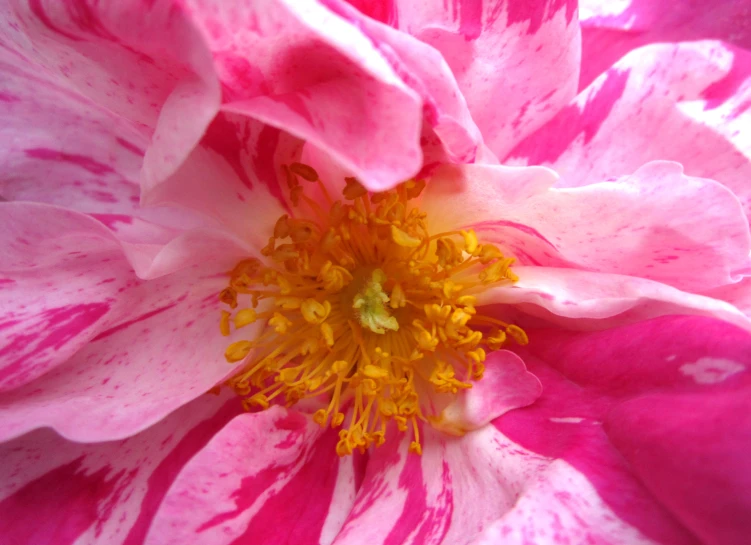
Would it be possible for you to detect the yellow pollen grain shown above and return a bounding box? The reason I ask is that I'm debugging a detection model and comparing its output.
[218,167,528,457]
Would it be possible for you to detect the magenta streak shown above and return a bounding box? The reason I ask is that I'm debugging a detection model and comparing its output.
[226,428,340,545]
[0,457,124,545]
[116,137,144,156]
[701,46,751,111]
[24,148,116,176]
[121,400,242,545]
[29,0,82,41]
[91,301,181,342]
[0,303,109,387]
[383,452,453,545]
[202,113,253,189]
[506,0,578,35]
[454,0,482,40]
[90,214,134,230]
[507,68,630,164]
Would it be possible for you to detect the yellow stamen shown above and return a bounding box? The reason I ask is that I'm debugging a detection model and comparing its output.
[218,165,527,456]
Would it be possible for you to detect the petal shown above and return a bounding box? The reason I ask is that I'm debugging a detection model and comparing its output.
[426,161,751,292]
[0,203,254,441]
[385,0,581,159]
[324,0,484,164]
[0,43,145,215]
[579,0,751,88]
[0,393,240,545]
[0,203,138,391]
[435,350,542,433]
[145,408,355,545]
[478,266,751,332]
[182,0,423,191]
[4,0,221,191]
[331,423,656,544]
[0,258,258,442]
[142,112,294,248]
[495,314,751,544]
[508,41,751,223]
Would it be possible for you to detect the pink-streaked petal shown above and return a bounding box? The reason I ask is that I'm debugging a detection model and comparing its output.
[0,203,139,391]
[479,266,751,332]
[0,44,145,215]
[324,0,483,164]
[142,112,296,248]
[426,161,751,292]
[496,315,751,544]
[0,393,240,545]
[332,423,655,544]
[379,0,581,160]
[145,407,354,545]
[182,0,423,192]
[2,0,221,191]
[579,0,751,89]
[435,350,542,434]
[508,41,751,223]
[0,258,258,442]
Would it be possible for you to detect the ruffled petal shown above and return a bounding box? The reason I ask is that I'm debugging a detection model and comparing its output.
[378,0,581,159]
[331,423,656,544]
[0,203,254,441]
[181,0,423,191]
[435,350,542,434]
[507,41,751,223]
[496,314,751,545]
[579,0,751,88]
[478,266,751,332]
[141,112,295,248]
[0,43,145,215]
[3,0,221,192]
[425,161,751,292]
[0,393,240,545]
[145,408,354,545]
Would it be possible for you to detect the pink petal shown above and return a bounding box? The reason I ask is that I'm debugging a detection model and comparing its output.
[0,203,255,441]
[376,0,581,160]
[145,407,355,545]
[142,112,295,249]
[496,314,751,544]
[3,0,221,192]
[0,42,144,214]
[435,350,542,434]
[0,257,257,442]
[479,266,751,332]
[508,41,751,224]
[425,161,751,292]
[0,393,240,545]
[324,0,484,164]
[579,0,751,88]
[0,203,138,391]
[182,0,423,191]
[332,423,655,544]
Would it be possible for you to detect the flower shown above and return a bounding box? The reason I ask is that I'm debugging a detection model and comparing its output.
[1,1,750,545]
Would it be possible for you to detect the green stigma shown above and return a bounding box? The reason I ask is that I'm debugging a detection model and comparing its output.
[352,269,399,334]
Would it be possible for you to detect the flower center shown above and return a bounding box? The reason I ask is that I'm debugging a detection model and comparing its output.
[218,163,528,456]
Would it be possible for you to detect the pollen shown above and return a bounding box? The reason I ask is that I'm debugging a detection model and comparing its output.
[219,164,527,456]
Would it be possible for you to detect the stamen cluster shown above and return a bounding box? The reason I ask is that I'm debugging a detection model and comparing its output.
[219,163,527,456]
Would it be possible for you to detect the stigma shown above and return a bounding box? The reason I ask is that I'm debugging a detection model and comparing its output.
[219,163,527,456]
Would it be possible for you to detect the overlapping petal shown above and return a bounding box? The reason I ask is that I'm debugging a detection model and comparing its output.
[0,393,239,545]
[144,407,355,545]
[495,315,751,545]
[423,161,751,293]
[507,41,751,224]
[0,203,253,442]
[347,0,582,160]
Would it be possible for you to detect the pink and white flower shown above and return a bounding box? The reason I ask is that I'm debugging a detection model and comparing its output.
[1,1,750,544]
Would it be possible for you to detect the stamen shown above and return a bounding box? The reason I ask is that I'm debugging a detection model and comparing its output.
[218,165,528,456]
